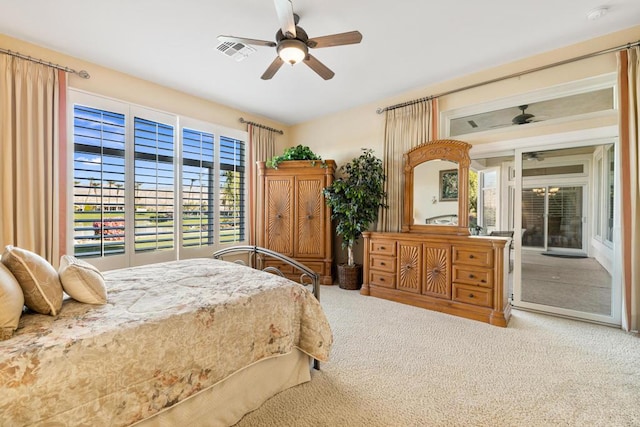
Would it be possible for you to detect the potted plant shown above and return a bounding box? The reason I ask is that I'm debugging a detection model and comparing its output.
[323,148,387,289]
[267,144,322,168]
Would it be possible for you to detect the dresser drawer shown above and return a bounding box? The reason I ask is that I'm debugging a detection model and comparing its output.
[370,271,395,289]
[452,265,493,288]
[370,240,396,256]
[452,246,493,268]
[370,255,395,273]
[452,283,493,307]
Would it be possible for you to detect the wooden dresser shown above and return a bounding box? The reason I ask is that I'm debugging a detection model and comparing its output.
[257,160,335,285]
[362,231,511,327]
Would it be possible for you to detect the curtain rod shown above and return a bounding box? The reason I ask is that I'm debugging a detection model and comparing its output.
[239,117,284,135]
[0,47,90,79]
[376,39,640,114]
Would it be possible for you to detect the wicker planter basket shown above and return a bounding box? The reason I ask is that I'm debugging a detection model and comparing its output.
[337,264,362,290]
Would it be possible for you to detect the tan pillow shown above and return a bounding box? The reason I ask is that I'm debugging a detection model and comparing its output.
[0,263,25,340]
[1,245,63,315]
[58,255,107,305]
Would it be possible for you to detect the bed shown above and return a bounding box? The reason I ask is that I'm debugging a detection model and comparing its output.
[0,246,332,426]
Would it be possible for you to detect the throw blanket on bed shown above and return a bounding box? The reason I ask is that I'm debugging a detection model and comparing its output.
[0,258,333,426]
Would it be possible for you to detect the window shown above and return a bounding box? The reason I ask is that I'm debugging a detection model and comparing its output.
[72,105,126,258]
[69,91,247,269]
[593,144,615,246]
[478,169,498,233]
[219,136,245,244]
[181,128,214,248]
[605,145,614,243]
[133,117,175,253]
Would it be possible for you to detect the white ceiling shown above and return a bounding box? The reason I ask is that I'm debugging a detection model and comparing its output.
[1,1,639,125]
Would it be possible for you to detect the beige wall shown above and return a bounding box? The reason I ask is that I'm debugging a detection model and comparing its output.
[0,33,292,147]
[290,25,640,163]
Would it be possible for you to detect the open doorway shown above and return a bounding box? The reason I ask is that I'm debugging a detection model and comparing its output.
[517,145,617,321]
[472,142,621,325]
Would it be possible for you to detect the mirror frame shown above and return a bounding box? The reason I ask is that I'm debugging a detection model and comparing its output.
[402,139,471,235]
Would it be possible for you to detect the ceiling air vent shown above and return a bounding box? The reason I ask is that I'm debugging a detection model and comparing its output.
[216,41,256,62]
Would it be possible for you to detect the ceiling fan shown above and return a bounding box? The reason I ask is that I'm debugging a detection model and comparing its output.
[523,151,544,161]
[217,0,362,80]
[511,105,538,125]
[489,104,545,129]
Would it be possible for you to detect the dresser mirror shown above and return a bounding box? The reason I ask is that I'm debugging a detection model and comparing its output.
[402,139,471,235]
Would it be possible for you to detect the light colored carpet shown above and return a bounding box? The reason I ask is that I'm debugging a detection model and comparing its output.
[235,285,640,426]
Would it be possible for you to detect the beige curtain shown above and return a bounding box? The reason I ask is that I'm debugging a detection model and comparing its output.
[247,124,277,245]
[377,98,438,232]
[0,54,63,265]
[617,47,640,333]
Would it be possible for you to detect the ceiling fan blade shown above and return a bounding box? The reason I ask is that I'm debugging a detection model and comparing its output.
[261,57,284,80]
[307,31,363,48]
[217,35,276,48]
[303,54,335,80]
[274,0,296,38]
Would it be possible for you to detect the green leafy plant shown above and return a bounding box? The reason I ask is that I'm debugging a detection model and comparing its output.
[323,148,387,266]
[267,145,322,168]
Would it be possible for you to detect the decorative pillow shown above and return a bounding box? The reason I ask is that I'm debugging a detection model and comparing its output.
[0,263,25,340]
[58,255,107,305]
[1,245,63,315]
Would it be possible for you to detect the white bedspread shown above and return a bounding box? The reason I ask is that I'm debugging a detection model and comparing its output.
[0,258,333,426]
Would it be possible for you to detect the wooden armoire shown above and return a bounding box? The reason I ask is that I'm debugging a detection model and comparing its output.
[257,160,335,285]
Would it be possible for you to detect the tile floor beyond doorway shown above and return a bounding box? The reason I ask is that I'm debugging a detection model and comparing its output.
[519,251,612,315]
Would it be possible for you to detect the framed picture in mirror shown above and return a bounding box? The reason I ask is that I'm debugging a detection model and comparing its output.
[439,169,458,201]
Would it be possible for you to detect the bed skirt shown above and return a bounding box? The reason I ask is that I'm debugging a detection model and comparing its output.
[134,349,311,427]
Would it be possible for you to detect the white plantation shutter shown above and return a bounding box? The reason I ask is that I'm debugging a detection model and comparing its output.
[133,117,175,253]
[219,136,245,244]
[181,128,214,248]
[72,105,126,258]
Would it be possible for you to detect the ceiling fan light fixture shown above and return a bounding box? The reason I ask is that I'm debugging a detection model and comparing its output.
[277,39,308,65]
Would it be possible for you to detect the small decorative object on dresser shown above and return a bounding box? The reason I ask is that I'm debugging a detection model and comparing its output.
[361,139,511,326]
[323,149,387,290]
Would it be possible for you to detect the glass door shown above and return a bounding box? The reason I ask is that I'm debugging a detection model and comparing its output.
[514,145,620,325]
[522,185,585,253]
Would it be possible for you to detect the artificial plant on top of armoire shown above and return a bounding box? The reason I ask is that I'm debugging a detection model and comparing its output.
[323,148,387,289]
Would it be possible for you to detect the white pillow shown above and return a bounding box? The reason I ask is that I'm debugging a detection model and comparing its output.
[1,245,63,315]
[58,255,107,305]
[0,263,25,340]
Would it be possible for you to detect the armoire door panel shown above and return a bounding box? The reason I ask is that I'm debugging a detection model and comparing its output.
[295,178,323,257]
[265,178,293,255]
[397,243,421,293]
[258,160,336,285]
[423,243,451,298]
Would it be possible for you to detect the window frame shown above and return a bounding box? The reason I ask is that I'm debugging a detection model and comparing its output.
[67,90,248,270]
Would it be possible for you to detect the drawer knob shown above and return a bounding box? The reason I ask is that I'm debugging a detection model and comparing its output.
[380,246,386,250]
[405,264,412,270]
[468,293,475,298]
[306,214,313,219]
[469,254,475,259]
[380,278,385,281]
[469,274,475,279]
[276,214,282,219]
[481,279,486,283]
[380,262,385,266]
[432,268,440,274]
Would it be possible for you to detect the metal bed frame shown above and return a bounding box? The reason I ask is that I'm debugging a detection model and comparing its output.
[212,245,321,369]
